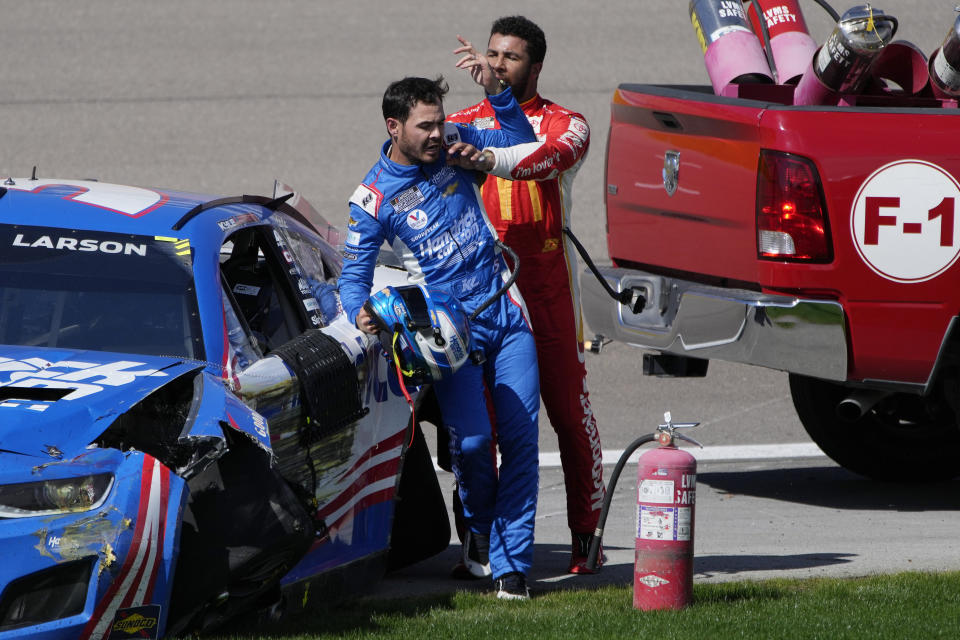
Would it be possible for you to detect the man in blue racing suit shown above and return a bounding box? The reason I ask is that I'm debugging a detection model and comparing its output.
[338,76,540,600]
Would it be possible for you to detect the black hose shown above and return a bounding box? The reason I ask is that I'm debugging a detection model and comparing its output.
[561,227,644,313]
[751,0,842,82]
[468,240,519,321]
[810,0,840,23]
[585,432,657,571]
[752,2,779,83]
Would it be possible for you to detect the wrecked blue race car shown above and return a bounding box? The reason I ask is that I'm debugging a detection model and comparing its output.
[0,178,450,639]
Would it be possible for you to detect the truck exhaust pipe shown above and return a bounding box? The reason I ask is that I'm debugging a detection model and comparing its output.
[836,389,889,421]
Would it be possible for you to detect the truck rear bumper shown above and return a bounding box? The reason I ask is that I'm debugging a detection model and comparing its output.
[582,267,848,381]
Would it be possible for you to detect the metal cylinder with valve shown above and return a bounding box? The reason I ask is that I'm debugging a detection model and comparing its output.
[929,10,960,98]
[794,4,899,105]
[634,413,700,610]
[584,412,702,611]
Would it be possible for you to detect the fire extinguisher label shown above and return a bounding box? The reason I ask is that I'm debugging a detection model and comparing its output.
[639,479,674,504]
[637,573,670,588]
[677,507,692,540]
[638,506,693,541]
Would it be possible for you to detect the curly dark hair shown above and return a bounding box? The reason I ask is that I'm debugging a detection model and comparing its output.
[382,76,449,122]
[490,15,546,64]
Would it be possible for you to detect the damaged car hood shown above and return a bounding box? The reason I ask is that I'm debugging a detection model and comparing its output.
[0,346,204,463]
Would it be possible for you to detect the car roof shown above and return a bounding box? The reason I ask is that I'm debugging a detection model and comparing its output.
[0,178,215,233]
[0,177,334,252]
[0,178,218,233]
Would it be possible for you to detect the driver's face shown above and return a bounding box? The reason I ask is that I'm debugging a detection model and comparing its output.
[486,33,541,102]
[388,101,445,165]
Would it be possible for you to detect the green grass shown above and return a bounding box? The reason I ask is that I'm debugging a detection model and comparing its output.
[200,571,960,639]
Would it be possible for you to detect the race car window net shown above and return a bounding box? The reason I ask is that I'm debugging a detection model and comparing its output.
[219,227,306,354]
[0,224,203,359]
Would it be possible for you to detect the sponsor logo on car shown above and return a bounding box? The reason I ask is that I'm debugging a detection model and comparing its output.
[109,605,161,639]
[12,234,147,256]
[217,212,260,231]
[0,357,168,407]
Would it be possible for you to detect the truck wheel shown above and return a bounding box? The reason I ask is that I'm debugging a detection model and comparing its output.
[789,374,960,481]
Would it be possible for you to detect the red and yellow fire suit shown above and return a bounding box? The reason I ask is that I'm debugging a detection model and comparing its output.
[448,94,604,535]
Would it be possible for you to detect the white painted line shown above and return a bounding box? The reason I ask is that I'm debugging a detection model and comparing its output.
[433,442,826,471]
[568,442,827,467]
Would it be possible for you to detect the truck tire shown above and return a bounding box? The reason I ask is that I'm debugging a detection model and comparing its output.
[789,374,960,481]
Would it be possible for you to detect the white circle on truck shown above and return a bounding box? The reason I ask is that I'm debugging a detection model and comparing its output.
[850,159,960,283]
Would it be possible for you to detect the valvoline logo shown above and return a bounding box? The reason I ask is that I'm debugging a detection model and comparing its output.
[406,209,428,230]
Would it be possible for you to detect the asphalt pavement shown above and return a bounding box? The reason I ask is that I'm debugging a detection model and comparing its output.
[369,456,960,601]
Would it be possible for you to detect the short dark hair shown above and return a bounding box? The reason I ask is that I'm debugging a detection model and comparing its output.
[382,76,449,122]
[490,15,546,64]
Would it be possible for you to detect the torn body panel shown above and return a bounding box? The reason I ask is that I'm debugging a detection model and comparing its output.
[0,348,203,462]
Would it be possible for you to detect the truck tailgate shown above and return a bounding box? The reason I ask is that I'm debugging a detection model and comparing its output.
[606,84,770,285]
[601,83,960,385]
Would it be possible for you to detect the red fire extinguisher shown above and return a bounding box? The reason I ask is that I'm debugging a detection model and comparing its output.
[689,0,773,96]
[586,412,702,611]
[745,0,818,84]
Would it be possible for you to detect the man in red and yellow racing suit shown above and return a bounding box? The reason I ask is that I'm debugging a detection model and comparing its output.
[447,15,604,574]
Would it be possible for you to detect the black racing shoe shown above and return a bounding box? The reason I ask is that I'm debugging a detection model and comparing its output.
[457,530,490,579]
[494,572,530,601]
[569,531,604,574]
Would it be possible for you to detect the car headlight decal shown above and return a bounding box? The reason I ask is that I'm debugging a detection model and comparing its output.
[0,474,114,518]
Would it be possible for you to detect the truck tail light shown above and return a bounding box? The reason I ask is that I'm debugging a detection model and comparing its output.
[756,150,832,262]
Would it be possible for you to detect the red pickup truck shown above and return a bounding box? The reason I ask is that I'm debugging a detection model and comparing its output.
[582,82,960,480]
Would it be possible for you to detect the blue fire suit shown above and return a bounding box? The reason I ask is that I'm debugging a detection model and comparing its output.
[338,88,540,579]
